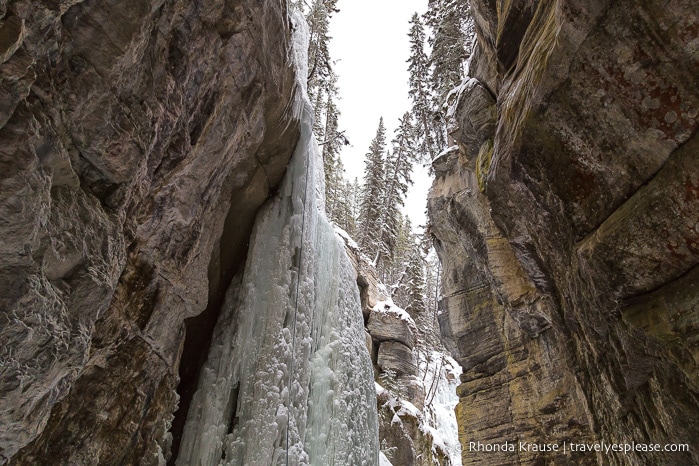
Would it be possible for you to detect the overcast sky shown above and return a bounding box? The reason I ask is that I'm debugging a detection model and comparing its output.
[329,0,431,230]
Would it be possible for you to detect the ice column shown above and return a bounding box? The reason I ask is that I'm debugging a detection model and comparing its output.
[176,11,379,466]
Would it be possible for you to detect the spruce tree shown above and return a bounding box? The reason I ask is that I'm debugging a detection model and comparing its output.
[407,13,440,163]
[306,0,343,157]
[423,247,442,348]
[424,0,472,102]
[423,0,474,148]
[322,79,343,221]
[306,0,339,102]
[375,113,417,275]
[333,178,357,237]
[405,246,427,318]
[388,215,415,307]
[358,118,387,258]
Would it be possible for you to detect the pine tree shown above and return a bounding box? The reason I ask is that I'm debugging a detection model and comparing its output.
[388,215,415,307]
[358,118,387,257]
[305,0,344,161]
[375,113,417,276]
[423,0,475,148]
[332,178,357,236]
[306,0,339,102]
[423,247,442,348]
[407,13,440,163]
[424,0,472,103]
[405,246,427,318]
[322,78,344,222]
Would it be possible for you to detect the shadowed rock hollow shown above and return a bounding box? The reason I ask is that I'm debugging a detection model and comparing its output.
[429,0,699,464]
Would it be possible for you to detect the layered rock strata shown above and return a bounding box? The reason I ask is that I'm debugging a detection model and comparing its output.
[429,0,699,465]
[0,0,299,463]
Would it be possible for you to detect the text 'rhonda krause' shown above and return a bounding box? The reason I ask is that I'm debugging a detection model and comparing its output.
[469,440,691,455]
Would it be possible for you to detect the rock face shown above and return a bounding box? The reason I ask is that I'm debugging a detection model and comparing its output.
[376,386,451,466]
[342,239,455,465]
[0,0,299,464]
[377,340,417,377]
[429,0,699,465]
[368,306,417,350]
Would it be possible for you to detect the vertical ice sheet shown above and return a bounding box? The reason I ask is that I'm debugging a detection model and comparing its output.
[304,212,379,465]
[176,11,379,465]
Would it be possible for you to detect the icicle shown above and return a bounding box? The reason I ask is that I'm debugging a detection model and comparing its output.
[176,8,379,466]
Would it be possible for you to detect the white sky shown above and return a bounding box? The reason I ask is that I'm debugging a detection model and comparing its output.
[329,0,431,230]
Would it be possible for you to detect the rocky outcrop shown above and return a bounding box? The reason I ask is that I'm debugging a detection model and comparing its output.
[368,305,417,350]
[342,237,456,465]
[378,340,418,377]
[0,0,299,464]
[429,0,699,465]
[376,386,451,466]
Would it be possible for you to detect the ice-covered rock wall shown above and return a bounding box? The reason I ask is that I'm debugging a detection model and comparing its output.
[176,12,379,466]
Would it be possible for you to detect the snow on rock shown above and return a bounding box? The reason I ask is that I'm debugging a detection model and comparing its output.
[334,226,359,250]
[376,348,462,466]
[176,9,378,466]
[367,301,416,349]
[379,451,394,466]
[373,299,416,325]
[351,255,461,465]
[445,78,480,131]
[419,351,463,466]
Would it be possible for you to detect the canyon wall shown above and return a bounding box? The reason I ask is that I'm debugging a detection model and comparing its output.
[0,0,300,463]
[429,0,699,464]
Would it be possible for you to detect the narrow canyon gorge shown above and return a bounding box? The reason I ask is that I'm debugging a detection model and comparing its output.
[0,0,697,465]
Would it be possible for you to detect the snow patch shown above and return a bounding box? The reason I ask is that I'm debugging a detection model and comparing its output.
[418,350,463,465]
[445,77,481,136]
[372,299,416,326]
[379,451,394,466]
[334,225,359,249]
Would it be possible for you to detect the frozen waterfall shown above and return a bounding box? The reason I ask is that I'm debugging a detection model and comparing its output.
[175,11,379,466]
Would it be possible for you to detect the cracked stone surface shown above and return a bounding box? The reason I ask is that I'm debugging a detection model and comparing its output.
[0,0,300,463]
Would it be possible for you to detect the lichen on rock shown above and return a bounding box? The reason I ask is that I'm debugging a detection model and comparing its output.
[429,0,699,464]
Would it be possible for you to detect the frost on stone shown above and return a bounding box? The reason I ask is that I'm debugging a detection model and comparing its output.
[445,77,480,136]
[379,451,394,466]
[176,9,378,466]
[419,351,463,465]
[377,348,463,466]
[372,299,416,325]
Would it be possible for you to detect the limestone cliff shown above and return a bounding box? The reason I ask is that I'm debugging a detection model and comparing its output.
[429,0,699,465]
[0,0,299,463]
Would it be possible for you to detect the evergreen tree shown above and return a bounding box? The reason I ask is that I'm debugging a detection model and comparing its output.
[407,13,440,163]
[423,247,442,348]
[306,0,339,102]
[348,177,362,236]
[358,118,387,257]
[376,113,417,275]
[322,78,344,222]
[332,178,357,237]
[405,246,427,318]
[388,215,415,307]
[305,1,344,161]
[423,0,475,148]
[424,0,472,102]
